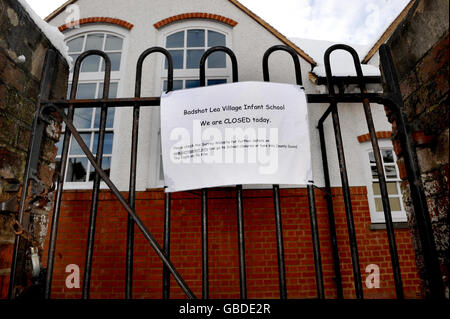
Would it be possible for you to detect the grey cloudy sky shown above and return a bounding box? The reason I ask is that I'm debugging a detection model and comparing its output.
[25,0,410,45]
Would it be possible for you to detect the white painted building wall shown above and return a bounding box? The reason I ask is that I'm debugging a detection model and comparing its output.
[48,0,393,192]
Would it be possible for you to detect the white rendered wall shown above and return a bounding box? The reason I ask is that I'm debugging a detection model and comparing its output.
[49,0,393,190]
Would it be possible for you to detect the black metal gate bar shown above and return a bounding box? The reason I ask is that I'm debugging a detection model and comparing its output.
[8,49,58,298]
[201,188,209,299]
[325,44,404,299]
[236,185,247,298]
[272,185,287,299]
[379,45,445,298]
[263,45,303,299]
[317,109,344,299]
[163,192,171,299]
[82,51,112,299]
[44,50,96,299]
[40,102,197,298]
[329,102,363,299]
[307,184,325,299]
[131,47,175,299]
[334,45,404,298]
[199,47,240,299]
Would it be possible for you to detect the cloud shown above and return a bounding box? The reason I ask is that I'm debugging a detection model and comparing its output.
[239,0,410,45]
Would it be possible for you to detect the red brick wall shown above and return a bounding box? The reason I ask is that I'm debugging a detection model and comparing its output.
[43,186,421,299]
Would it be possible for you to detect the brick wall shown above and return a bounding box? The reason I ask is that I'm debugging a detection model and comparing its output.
[384,0,449,298]
[44,187,421,299]
[0,0,68,298]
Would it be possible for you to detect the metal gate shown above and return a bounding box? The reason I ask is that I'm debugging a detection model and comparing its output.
[8,43,444,299]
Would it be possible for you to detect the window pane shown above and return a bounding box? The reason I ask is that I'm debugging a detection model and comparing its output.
[69,133,91,155]
[66,158,88,182]
[208,79,227,86]
[97,83,118,99]
[186,49,204,69]
[382,149,394,163]
[73,108,93,128]
[67,37,84,52]
[371,165,378,178]
[187,29,205,47]
[368,151,375,164]
[85,33,104,50]
[186,80,200,89]
[375,198,383,212]
[385,165,397,178]
[101,53,121,71]
[93,132,114,155]
[166,50,183,69]
[105,35,123,51]
[372,182,380,195]
[94,107,116,128]
[208,31,225,47]
[81,55,100,72]
[89,157,111,181]
[387,182,398,195]
[76,83,97,99]
[163,80,183,91]
[166,31,184,48]
[207,51,226,68]
[389,197,401,211]
[373,182,398,195]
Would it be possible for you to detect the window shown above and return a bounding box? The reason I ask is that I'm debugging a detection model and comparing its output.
[56,30,125,187]
[365,147,407,223]
[162,28,230,90]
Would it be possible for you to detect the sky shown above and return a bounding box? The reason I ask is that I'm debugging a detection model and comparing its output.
[25,0,410,46]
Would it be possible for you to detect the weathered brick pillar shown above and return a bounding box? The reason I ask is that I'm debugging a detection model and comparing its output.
[0,0,68,298]
[383,0,449,298]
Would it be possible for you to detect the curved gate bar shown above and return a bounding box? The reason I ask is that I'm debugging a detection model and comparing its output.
[81,51,112,299]
[44,50,111,299]
[39,102,197,299]
[323,45,364,299]
[262,45,302,85]
[325,44,404,299]
[262,45,303,299]
[200,46,238,86]
[128,47,174,299]
[199,46,240,299]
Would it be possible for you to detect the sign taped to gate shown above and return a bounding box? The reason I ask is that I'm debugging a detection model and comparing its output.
[160,81,312,193]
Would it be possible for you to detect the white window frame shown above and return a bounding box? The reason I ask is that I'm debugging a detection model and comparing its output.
[361,139,407,223]
[59,25,129,190]
[147,21,233,188]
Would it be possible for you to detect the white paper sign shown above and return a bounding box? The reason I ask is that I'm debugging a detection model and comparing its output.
[160,81,312,193]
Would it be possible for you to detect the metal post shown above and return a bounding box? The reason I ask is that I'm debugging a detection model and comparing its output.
[273,185,287,299]
[201,188,209,299]
[307,184,325,299]
[162,193,171,299]
[317,118,344,299]
[236,185,247,298]
[8,49,58,299]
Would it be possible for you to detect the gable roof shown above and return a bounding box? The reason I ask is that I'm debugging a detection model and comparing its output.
[45,0,316,66]
[361,0,415,64]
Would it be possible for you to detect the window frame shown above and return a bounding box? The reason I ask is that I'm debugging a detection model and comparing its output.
[361,140,407,223]
[59,25,129,190]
